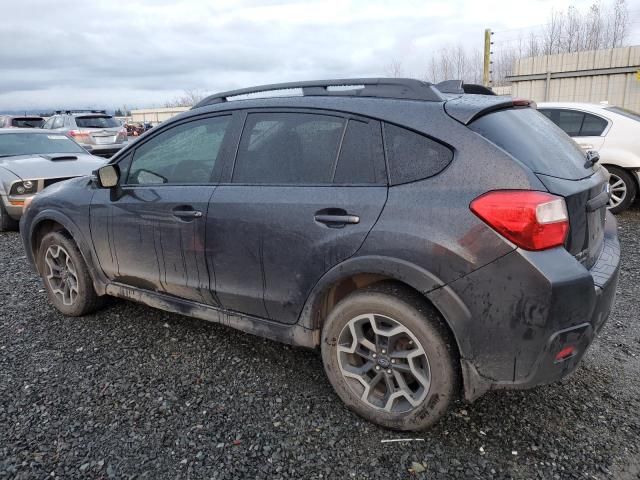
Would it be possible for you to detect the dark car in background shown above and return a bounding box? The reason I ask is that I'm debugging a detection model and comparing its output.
[19,79,620,430]
[0,115,45,128]
[0,129,105,230]
[42,110,127,158]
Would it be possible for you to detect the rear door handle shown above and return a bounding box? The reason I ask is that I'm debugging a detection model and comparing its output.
[314,214,360,226]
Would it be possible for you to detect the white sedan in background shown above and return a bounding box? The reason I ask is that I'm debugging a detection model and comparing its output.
[538,102,640,213]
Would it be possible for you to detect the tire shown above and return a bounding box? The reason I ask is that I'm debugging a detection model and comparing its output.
[0,198,19,231]
[321,283,459,431]
[607,166,637,214]
[37,231,104,316]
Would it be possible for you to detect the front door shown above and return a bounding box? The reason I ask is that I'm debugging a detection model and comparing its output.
[207,111,388,323]
[90,114,235,304]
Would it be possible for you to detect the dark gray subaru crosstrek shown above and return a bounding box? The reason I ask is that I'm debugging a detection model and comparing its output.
[20,79,620,430]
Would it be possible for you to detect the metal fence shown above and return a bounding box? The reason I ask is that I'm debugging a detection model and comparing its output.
[505,46,640,111]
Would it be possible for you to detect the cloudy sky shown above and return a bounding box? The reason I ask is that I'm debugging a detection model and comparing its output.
[1,0,639,111]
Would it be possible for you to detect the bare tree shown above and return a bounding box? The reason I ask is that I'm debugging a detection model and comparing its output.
[610,0,629,47]
[384,60,404,78]
[164,89,207,108]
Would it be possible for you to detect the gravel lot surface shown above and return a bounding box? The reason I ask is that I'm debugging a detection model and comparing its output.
[1,209,639,480]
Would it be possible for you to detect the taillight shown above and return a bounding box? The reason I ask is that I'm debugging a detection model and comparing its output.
[470,190,569,251]
[68,130,91,141]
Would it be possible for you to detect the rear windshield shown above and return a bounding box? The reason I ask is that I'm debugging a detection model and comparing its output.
[469,108,595,180]
[0,133,85,157]
[606,106,640,122]
[11,117,44,128]
[75,116,119,128]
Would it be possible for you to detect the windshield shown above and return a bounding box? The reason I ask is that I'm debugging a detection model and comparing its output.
[11,117,44,128]
[606,106,640,122]
[0,133,86,157]
[75,116,119,128]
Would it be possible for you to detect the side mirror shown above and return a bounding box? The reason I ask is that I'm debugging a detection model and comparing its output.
[95,164,120,188]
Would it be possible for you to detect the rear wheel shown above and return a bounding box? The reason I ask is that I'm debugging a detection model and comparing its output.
[607,166,637,214]
[38,231,104,316]
[0,199,19,231]
[321,283,458,430]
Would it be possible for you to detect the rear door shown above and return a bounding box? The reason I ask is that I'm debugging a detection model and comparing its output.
[90,113,237,304]
[207,110,387,324]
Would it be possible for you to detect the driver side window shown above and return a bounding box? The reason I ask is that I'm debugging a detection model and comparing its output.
[126,115,231,185]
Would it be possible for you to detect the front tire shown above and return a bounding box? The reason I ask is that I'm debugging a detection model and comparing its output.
[37,231,103,316]
[321,283,458,430]
[0,198,19,232]
[607,166,637,214]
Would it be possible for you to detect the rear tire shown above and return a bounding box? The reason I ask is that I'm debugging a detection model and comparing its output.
[0,199,19,231]
[321,283,458,430]
[37,231,104,316]
[607,166,637,214]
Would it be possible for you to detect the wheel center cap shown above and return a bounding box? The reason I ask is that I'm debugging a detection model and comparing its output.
[377,357,390,368]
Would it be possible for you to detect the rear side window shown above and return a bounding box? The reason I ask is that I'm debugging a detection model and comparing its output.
[333,119,385,184]
[11,117,44,128]
[52,117,64,129]
[470,108,594,180]
[580,114,608,136]
[233,112,344,184]
[383,123,453,185]
[75,116,119,128]
[539,109,608,137]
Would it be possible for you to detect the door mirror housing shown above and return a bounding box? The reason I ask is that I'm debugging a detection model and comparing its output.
[95,164,120,188]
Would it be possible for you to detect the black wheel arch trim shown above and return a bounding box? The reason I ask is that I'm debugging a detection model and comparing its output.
[25,209,109,295]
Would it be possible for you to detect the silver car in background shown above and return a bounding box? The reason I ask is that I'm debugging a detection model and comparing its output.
[42,110,128,158]
[0,129,105,230]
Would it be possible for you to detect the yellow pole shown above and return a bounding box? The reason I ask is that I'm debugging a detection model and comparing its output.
[483,29,492,87]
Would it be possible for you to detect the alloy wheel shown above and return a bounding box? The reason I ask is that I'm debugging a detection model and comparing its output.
[608,173,627,210]
[44,245,79,306]
[337,313,431,413]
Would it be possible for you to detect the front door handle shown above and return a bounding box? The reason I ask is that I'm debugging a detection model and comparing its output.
[314,214,360,227]
[172,208,203,219]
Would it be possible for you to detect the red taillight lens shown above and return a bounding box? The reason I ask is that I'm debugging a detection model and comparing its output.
[470,190,569,251]
[68,130,91,141]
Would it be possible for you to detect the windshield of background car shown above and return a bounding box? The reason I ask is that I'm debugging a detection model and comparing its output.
[11,117,44,128]
[0,133,86,156]
[75,116,119,128]
[606,106,640,122]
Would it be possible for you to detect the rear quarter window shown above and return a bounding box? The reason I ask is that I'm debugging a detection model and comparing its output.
[470,108,594,180]
[383,123,453,185]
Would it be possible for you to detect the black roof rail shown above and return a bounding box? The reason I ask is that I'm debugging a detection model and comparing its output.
[435,80,496,96]
[461,84,495,95]
[435,80,465,94]
[193,78,447,108]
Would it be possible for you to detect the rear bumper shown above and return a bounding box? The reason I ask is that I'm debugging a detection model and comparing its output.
[82,143,126,158]
[447,212,620,400]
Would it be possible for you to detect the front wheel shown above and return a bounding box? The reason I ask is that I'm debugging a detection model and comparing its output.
[38,231,104,316]
[0,198,19,232]
[607,166,637,214]
[321,283,458,430]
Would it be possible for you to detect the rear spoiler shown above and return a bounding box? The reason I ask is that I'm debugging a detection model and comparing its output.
[444,96,536,125]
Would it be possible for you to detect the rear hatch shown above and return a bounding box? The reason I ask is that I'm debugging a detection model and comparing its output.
[466,105,608,269]
[74,115,124,145]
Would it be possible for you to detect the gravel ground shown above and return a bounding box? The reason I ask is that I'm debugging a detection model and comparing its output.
[1,210,639,480]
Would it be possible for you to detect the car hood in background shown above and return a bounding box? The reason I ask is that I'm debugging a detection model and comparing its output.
[0,153,106,180]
